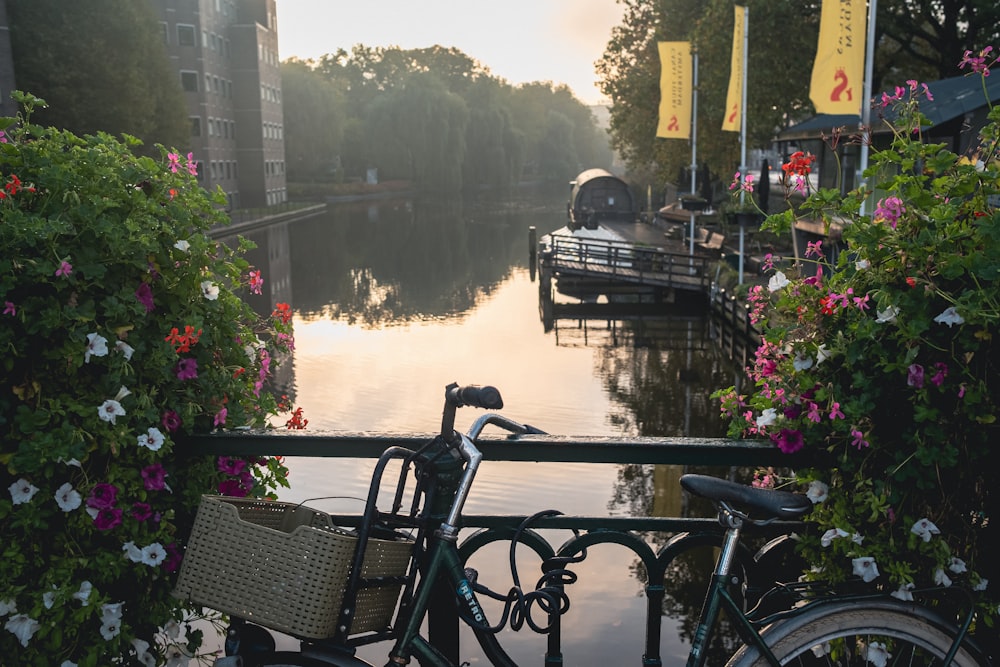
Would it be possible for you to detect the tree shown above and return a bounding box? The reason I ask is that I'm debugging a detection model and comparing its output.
[281,59,347,182]
[7,0,188,151]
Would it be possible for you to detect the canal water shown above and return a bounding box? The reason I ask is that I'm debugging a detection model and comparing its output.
[216,187,747,665]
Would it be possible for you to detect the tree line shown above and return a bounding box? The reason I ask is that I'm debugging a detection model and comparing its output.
[281,45,613,191]
[597,0,1000,193]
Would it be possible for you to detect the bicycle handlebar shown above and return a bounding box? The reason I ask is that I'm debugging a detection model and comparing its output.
[446,383,504,410]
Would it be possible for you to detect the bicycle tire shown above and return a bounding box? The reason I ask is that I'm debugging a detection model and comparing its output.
[727,599,986,666]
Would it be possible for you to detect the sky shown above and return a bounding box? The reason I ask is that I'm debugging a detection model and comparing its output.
[273,0,625,105]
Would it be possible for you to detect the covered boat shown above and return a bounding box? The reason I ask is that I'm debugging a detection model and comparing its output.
[567,169,636,230]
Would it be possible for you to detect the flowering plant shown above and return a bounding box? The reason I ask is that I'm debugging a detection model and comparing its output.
[714,54,1000,632]
[0,93,294,665]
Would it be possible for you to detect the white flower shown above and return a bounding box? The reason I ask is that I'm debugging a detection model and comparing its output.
[114,385,131,402]
[806,480,828,504]
[173,239,190,252]
[973,577,989,592]
[910,517,941,542]
[123,541,144,563]
[59,457,82,467]
[165,643,192,667]
[84,332,109,363]
[60,661,78,667]
[99,618,121,641]
[767,270,790,292]
[934,568,953,587]
[949,557,967,574]
[933,306,964,327]
[855,258,870,270]
[851,532,864,545]
[821,528,849,547]
[163,618,181,640]
[137,427,165,452]
[792,351,813,371]
[852,556,880,583]
[815,344,830,365]
[72,581,92,606]
[42,587,56,609]
[98,399,126,424]
[115,340,135,360]
[891,583,915,601]
[875,305,899,323]
[862,641,891,667]
[141,543,167,567]
[5,613,40,647]
[55,482,82,512]
[101,601,124,622]
[132,638,156,667]
[0,599,15,616]
[8,478,39,505]
[755,408,777,428]
[200,280,219,300]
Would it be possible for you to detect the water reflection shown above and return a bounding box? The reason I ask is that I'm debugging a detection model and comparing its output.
[217,190,752,663]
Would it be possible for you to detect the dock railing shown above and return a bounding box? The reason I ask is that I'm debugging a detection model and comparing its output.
[181,431,808,665]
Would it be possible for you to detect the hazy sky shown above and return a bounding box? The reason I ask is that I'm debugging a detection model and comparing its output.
[273,0,624,105]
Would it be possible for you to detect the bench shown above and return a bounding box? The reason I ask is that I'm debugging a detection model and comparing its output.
[697,232,726,253]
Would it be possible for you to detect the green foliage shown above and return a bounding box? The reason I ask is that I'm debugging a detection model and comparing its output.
[0,94,293,665]
[6,0,190,152]
[713,71,999,626]
[283,46,609,191]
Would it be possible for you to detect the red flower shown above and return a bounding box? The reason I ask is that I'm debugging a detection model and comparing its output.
[272,302,292,324]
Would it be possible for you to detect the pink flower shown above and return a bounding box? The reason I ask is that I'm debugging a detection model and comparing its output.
[874,196,905,229]
[805,240,823,258]
[162,543,183,573]
[248,269,263,295]
[167,152,181,173]
[94,508,123,531]
[959,46,996,76]
[161,410,182,433]
[851,429,870,449]
[907,363,925,389]
[135,282,155,313]
[213,407,227,427]
[141,463,168,491]
[131,502,153,522]
[175,358,198,380]
[55,260,73,278]
[931,362,949,387]
[218,478,251,497]
[217,456,246,475]
[3,301,15,316]
[829,402,845,420]
[806,402,822,423]
[186,152,198,176]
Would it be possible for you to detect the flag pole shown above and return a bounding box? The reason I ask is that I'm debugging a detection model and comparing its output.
[688,49,699,265]
[858,0,878,215]
[737,6,749,285]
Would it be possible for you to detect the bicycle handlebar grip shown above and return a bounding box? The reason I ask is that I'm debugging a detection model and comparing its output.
[446,384,504,410]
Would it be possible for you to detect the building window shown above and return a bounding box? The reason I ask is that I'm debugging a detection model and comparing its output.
[159,22,169,45]
[190,117,201,137]
[180,71,199,92]
[177,24,196,47]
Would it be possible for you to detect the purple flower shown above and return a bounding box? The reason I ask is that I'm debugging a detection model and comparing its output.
[131,502,153,522]
[135,282,155,313]
[217,456,246,476]
[931,362,949,387]
[87,483,118,510]
[175,358,198,380]
[141,463,167,491]
[874,196,905,229]
[218,478,250,497]
[772,428,804,454]
[907,363,925,389]
[213,407,227,427]
[162,543,183,573]
[2,301,15,316]
[94,508,123,531]
[161,410,182,433]
[55,260,73,278]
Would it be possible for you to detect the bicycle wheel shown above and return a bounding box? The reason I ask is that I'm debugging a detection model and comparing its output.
[727,600,986,666]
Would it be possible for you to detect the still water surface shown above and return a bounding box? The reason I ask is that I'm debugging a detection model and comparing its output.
[217,188,745,665]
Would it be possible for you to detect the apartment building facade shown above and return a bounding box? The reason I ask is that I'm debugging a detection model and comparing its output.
[149,0,286,210]
[0,0,16,119]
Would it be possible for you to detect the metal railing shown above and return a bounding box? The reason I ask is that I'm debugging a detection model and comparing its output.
[181,431,808,665]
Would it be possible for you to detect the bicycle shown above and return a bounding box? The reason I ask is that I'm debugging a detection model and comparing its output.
[181,383,991,666]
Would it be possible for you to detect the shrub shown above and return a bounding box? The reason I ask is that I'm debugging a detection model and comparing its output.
[0,93,292,666]
[715,55,999,634]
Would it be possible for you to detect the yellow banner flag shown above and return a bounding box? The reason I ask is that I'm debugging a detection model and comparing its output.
[656,42,691,139]
[810,0,866,115]
[722,5,745,132]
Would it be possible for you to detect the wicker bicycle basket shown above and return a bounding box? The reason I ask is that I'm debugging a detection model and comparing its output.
[173,495,414,639]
